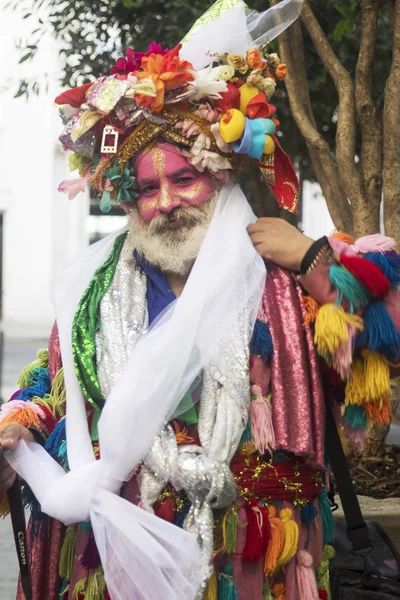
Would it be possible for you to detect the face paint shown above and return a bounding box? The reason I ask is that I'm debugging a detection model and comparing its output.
[134,143,216,222]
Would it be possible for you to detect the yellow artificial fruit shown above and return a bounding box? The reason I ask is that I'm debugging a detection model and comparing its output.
[219,109,246,143]
[239,83,259,114]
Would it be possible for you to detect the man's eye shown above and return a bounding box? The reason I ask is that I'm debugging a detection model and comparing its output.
[142,185,157,194]
[176,177,194,184]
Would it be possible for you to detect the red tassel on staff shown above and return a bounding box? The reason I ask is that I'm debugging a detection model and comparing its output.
[340,255,391,298]
[242,499,271,561]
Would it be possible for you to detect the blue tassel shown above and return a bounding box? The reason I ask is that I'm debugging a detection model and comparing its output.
[318,489,335,545]
[364,252,400,289]
[218,563,238,600]
[301,502,318,547]
[357,301,400,361]
[329,264,371,312]
[45,418,66,460]
[250,320,274,361]
[15,367,51,400]
[174,498,191,529]
[59,578,69,599]
[58,440,69,469]
[344,405,367,430]
[240,417,253,444]
[79,521,92,533]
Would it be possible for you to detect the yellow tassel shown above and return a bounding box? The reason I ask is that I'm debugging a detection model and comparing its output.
[84,568,106,600]
[277,508,299,568]
[203,569,218,600]
[345,359,366,405]
[33,368,67,419]
[0,406,41,430]
[302,295,320,326]
[59,524,77,580]
[315,304,363,360]
[0,492,10,518]
[17,349,49,388]
[366,400,393,425]
[362,350,391,403]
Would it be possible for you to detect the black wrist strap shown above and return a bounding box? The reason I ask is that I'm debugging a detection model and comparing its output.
[300,236,329,275]
[325,401,372,553]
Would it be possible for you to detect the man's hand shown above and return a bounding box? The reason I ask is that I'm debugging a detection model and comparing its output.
[247,217,314,272]
[0,424,34,491]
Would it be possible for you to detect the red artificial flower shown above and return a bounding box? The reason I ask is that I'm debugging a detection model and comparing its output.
[110,42,169,75]
[213,83,241,112]
[54,82,93,108]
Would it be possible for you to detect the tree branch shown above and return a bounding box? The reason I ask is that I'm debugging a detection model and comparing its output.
[383,0,400,246]
[269,1,353,232]
[355,0,382,231]
[301,1,366,234]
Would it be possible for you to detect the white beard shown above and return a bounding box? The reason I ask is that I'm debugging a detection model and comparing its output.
[128,194,218,276]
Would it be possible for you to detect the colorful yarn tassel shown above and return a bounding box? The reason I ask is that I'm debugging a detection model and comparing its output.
[243,500,271,561]
[250,386,275,455]
[301,502,318,547]
[353,234,395,254]
[340,255,391,298]
[344,405,367,430]
[296,550,319,600]
[329,264,371,312]
[59,524,77,580]
[331,232,355,245]
[271,582,286,600]
[365,252,400,289]
[72,567,106,600]
[45,417,66,459]
[240,417,253,445]
[217,563,238,600]
[222,504,239,554]
[316,545,336,600]
[357,301,400,361]
[332,324,357,380]
[264,505,285,575]
[263,580,273,599]
[251,320,274,361]
[318,490,335,546]
[315,304,363,360]
[17,349,49,388]
[302,296,320,326]
[365,400,393,425]
[0,400,44,429]
[204,569,218,600]
[277,508,299,567]
[345,359,365,405]
[362,349,391,403]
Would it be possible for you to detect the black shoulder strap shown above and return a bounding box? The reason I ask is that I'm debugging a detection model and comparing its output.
[325,401,371,552]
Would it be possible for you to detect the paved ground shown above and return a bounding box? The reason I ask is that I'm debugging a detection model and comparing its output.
[0,339,399,599]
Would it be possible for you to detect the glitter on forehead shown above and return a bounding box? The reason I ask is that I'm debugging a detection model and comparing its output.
[151,147,167,179]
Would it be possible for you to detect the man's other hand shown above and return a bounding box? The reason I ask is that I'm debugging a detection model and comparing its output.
[0,423,34,490]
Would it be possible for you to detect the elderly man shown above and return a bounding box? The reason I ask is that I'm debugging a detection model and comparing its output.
[1,2,399,599]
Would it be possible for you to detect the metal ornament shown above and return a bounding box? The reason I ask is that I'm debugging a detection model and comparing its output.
[101,125,119,154]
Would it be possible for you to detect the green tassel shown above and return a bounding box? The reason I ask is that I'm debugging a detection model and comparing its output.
[329,264,371,312]
[240,417,252,445]
[58,578,69,599]
[217,563,238,600]
[224,504,239,554]
[59,524,77,580]
[79,520,92,533]
[263,580,272,600]
[72,568,105,600]
[17,349,49,388]
[344,404,367,430]
[318,488,335,545]
[317,545,336,600]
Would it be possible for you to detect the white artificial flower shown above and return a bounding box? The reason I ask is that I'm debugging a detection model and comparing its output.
[190,66,228,101]
[191,133,211,156]
[217,65,235,81]
[190,149,232,173]
[210,123,231,153]
[268,53,281,68]
[261,77,277,99]
[125,75,157,97]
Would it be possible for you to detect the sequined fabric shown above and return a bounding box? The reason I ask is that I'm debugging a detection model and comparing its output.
[48,322,62,382]
[261,263,325,467]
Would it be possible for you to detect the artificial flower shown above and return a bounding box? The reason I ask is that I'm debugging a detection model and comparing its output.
[191,132,211,156]
[134,41,169,66]
[175,119,202,138]
[261,77,277,99]
[226,53,249,75]
[68,152,88,174]
[125,75,157,97]
[58,174,90,200]
[195,103,222,123]
[268,53,281,68]
[191,66,228,101]
[189,149,232,173]
[275,64,287,80]
[217,65,235,81]
[54,82,93,109]
[247,49,266,70]
[246,92,271,119]
[210,123,231,153]
[247,71,277,99]
[213,83,241,112]
[134,44,194,111]
[111,48,139,75]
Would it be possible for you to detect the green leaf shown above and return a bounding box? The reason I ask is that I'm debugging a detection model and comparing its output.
[23,12,32,19]
[19,52,32,64]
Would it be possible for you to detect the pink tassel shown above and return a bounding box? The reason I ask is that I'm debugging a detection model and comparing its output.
[332,323,356,380]
[328,237,357,259]
[296,550,319,600]
[250,384,275,454]
[352,234,396,254]
[343,424,365,452]
[0,399,46,418]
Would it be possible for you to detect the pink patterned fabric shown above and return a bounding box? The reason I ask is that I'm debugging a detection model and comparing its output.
[261,263,325,467]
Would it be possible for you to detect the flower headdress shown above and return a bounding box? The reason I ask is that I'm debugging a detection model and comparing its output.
[56,0,302,213]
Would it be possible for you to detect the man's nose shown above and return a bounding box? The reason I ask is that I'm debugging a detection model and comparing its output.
[157,183,182,213]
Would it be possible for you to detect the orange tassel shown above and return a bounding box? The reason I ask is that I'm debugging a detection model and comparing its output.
[271,582,286,600]
[302,296,320,326]
[365,400,393,425]
[331,232,355,245]
[0,407,40,430]
[264,505,285,576]
[172,421,195,445]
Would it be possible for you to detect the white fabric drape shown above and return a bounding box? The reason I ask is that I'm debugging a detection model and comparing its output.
[6,183,266,600]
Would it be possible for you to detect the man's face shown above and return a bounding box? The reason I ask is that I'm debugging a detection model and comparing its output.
[134,143,216,226]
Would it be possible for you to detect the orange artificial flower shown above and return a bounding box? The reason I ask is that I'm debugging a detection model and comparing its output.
[134,44,194,112]
[247,49,266,70]
[275,64,287,80]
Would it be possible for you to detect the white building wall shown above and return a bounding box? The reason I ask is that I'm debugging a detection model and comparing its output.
[0,7,89,338]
